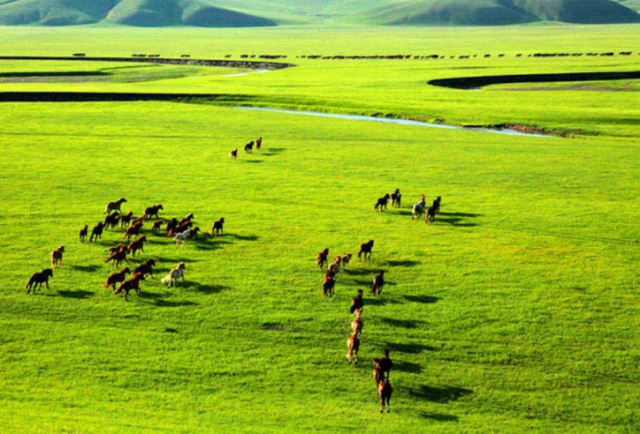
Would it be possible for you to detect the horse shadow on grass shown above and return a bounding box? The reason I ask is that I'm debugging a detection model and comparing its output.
[403,295,439,304]
[379,317,426,329]
[71,264,101,273]
[386,342,437,354]
[153,299,198,308]
[181,281,230,294]
[54,289,95,299]
[242,160,263,164]
[261,147,286,156]
[435,211,481,228]
[394,360,423,374]
[406,385,472,404]
[385,259,420,268]
[418,412,459,422]
[152,256,197,264]
[366,297,401,307]
[226,233,260,242]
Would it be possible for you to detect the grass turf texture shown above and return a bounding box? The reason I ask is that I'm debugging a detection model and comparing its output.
[0,25,639,432]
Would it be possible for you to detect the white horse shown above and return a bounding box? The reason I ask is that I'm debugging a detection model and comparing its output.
[161,262,185,287]
[412,199,426,219]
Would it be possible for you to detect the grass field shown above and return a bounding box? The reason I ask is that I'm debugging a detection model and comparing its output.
[0,25,639,433]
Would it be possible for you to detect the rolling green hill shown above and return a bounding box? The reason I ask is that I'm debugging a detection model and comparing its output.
[0,0,639,26]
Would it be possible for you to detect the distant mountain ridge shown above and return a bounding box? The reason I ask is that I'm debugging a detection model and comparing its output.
[0,0,638,27]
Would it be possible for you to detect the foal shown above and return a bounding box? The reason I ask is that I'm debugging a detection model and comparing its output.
[50,246,65,268]
[25,269,53,294]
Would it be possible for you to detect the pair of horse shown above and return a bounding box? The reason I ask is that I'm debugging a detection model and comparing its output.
[374,189,402,211]
[373,349,394,412]
[412,195,442,223]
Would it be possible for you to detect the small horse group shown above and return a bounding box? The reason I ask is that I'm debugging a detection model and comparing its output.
[374,189,402,212]
[25,245,64,293]
[412,194,442,223]
[373,349,394,413]
[346,290,365,363]
[230,137,263,158]
[318,248,353,298]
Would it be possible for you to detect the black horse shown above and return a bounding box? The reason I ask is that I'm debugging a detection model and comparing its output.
[374,194,391,212]
[25,269,53,294]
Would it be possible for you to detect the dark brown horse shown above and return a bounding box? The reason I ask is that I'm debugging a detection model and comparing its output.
[317,248,329,269]
[90,222,105,242]
[323,270,336,297]
[391,189,402,207]
[377,380,393,413]
[378,349,393,380]
[230,149,238,159]
[244,141,254,153]
[119,211,134,228]
[350,289,364,314]
[211,218,225,236]
[104,212,120,230]
[124,222,142,240]
[152,220,163,233]
[425,205,436,223]
[127,236,147,256]
[79,225,88,242]
[134,259,156,278]
[358,240,375,261]
[105,249,128,267]
[104,198,126,214]
[374,194,391,212]
[143,204,163,220]
[256,137,262,150]
[114,272,145,301]
[104,267,130,290]
[25,269,53,294]
[50,245,65,268]
[371,270,385,296]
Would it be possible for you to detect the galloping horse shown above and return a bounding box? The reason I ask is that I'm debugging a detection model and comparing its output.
[25,269,53,294]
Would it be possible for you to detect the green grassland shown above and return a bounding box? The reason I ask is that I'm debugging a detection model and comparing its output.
[0,25,639,432]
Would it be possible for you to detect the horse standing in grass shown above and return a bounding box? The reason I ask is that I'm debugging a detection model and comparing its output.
[211,218,225,236]
[374,194,391,212]
[433,196,442,214]
[51,246,65,268]
[230,149,238,159]
[358,240,374,261]
[391,189,402,207]
[244,141,254,153]
[317,248,329,269]
[377,349,393,380]
[104,198,127,214]
[90,222,105,242]
[377,380,393,413]
[25,269,53,294]
[371,270,385,296]
[328,256,341,276]
[79,225,88,242]
[104,268,130,290]
[346,332,360,364]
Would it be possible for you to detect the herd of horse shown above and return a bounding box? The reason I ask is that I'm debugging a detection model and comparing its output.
[230,137,263,159]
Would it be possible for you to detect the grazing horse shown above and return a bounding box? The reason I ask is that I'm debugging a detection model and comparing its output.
[412,198,426,219]
[50,246,65,268]
[105,249,128,267]
[127,236,147,256]
[104,198,127,214]
[104,267,130,290]
[350,290,364,314]
[346,332,360,364]
[371,270,385,296]
[104,212,120,230]
[25,269,53,294]
[316,248,329,269]
[391,189,402,208]
[161,262,186,287]
[425,205,436,223]
[377,380,393,413]
[143,204,163,220]
[134,259,156,278]
[211,218,225,236]
[351,309,363,337]
[323,270,336,298]
[244,141,254,153]
[114,272,145,301]
[256,137,262,150]
[374,194,391,212]
[230,149,238,159]
[79,225,88,242]
[152,220,163,233]
[90,222,105,242]
[341,253,353,269]
[358,240,375,261]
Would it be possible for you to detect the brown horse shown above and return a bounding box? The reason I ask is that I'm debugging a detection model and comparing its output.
[358,240,374,261]
[211,218,225,236]
[104,198,127,214]
[328,256,341,275]
[350,290,364,314]
[372,359,384,384]
[244,141,254,153]
[256,137,262,150]
[425,205,436,223]
[104,267,130,290]
[50,245,65,268]
[323,271,336,297]
[79,225,88,242]
[124,222,142,240]
[104,212,120,230]
[230,149,238,159]
[351,309,363,337]
[25,269,53,294]
[378,349,393,380]
[114,272,145,301]
[341,253,353,269]
[316,248,329,269]
[152,220,163,233]
[127,236,147,256]
[371,270,385,296]
[134,259,156,278]
[105,249,128,267]
[377,380,393,413]
[119,211,134,228]
[346,332,360,364]
[143,204,163,220]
